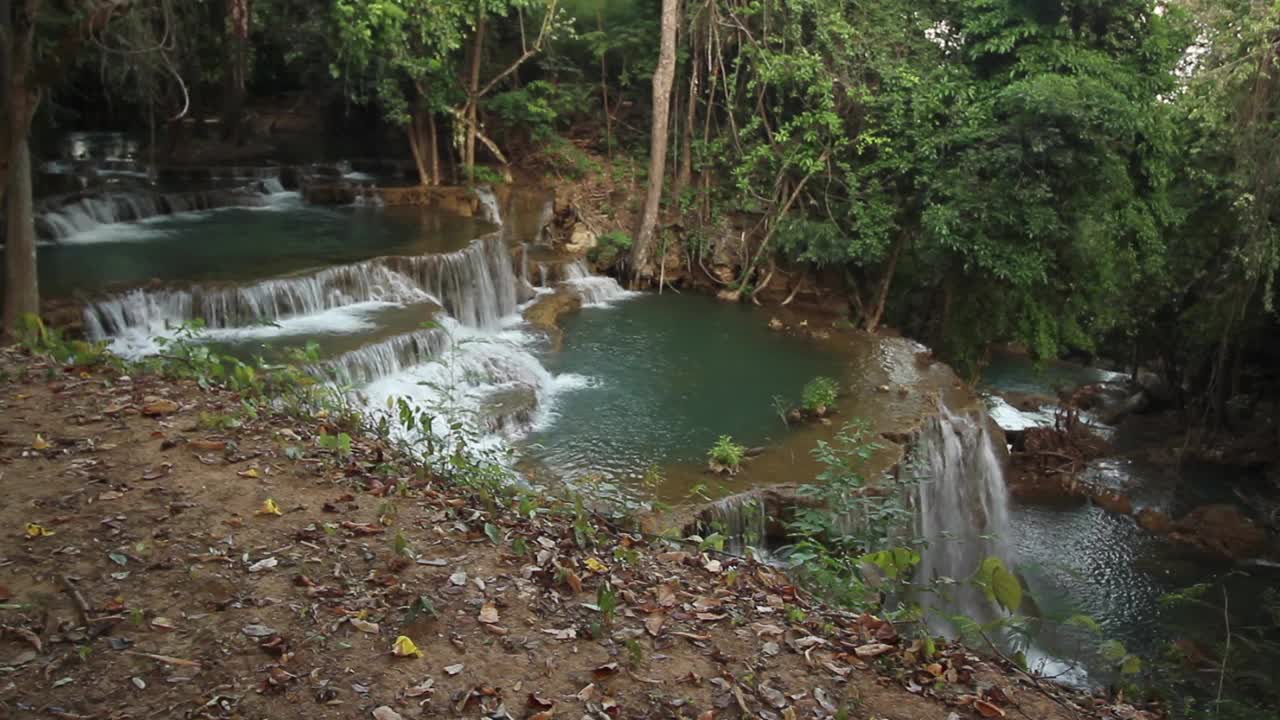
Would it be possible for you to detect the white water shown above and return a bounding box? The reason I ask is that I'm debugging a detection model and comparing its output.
[36,178,291,243]
[474,186,503,226]
[84,232,518,345]
[913,405,1014,631]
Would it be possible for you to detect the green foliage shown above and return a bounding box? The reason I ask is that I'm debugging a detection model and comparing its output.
[588,230,633,267]
[706,435,745,471]
[801,376,839,414]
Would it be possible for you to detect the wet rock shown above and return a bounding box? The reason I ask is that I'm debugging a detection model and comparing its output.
[1091,490,1133,516]
[478,384,539,434]
[1134,507,1172,534]
[1170,504,1267,560]
[998,391,1057,413]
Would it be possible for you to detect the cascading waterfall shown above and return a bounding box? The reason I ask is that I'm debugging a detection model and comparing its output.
[312,326,451,386]
[912,404,1015,632]
[36,182,288,242]
[83,232,518,342]
[703,493,773,557]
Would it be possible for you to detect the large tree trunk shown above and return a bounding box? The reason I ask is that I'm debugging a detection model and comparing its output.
[464,10,486,181]
[2,0,39,339]
[631,0,679,286]
[222,0,251,141]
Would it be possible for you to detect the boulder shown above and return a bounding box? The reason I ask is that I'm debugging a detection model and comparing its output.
[1135,507,1172,534]
[564,223,598,254]
[1171,504,1268,560]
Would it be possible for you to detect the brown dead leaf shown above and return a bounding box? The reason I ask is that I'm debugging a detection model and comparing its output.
[854,643,895,659]
[655,583,678,607]
[477,602,499,625]
[189,440,227,451]
[142,399,179,416]
[563,569,583,594]
[645,612,666,637]
[974,699,1007,718]
[591,662,619,679]
[527,692,555,709]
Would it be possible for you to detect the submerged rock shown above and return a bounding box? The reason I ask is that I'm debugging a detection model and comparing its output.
[1170,504,1267,560]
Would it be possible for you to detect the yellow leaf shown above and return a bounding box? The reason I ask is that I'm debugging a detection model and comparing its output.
[32,434,50,451]
[585,557,609,574]
[258,499,283,516]
[239,468,261,479]
[25,523,54,539]
[391,635,422,658]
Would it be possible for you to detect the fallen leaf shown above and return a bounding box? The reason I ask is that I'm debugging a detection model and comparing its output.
[189,440,227,451]
[142,399,179,416]
[656,584,678,607]
[32,434,50,451]
[24,523,54,539]
[248,557,278,573]
[576,683,598,703]
[703,558,722,573]
[258,499,283,516]
[974,699,1007,718]
[592,662,619,679]
[645,613,666,637]
[98,491,124,501]
[371,706,405,720]
[854,643,895,659]
[563,570,583,594]
[238,468,261,479]
[405,679,435,698]
[527,692,555,708]
[477,602,499,625]
[241,624,278,638]
[584,557,609,574]
[543,627,576,640]
[150,617,177,631]
[391,636,422,658]
[444,663,465,676]
[350,619,380,634]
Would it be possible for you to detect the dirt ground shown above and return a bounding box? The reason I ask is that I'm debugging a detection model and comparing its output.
[0,347,1144,720]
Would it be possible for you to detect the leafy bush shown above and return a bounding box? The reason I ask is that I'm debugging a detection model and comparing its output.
[589,230,633,268]
[707,435,746,472]
[801,376,840,414]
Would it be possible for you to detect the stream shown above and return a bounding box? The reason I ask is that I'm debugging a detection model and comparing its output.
[32,136,1277,701]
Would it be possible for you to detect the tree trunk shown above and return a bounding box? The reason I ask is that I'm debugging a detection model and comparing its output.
[676,56,696,201]
[631,0,679,286]
[222,0,251,140]
[407,113,433,187]
[2,1,39,339]
[862,233,906,334]
[597,8,612,160]
[464,10,486,181]
[427,113,440,186]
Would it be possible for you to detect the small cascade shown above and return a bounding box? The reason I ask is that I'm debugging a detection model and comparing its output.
[474,186,503,226]
[562,261,633,306]
[36,185,282,242]
[703,493,773,557]
[912,405,1015,631]
[314,327,450,386]
[360,320,563,440]
[84,232,518,344]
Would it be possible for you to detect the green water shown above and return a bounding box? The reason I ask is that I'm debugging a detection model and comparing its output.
[38,200,491,298]
[522,293,845,499]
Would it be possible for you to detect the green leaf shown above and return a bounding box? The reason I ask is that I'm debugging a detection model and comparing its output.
[484,522,501,545]
[1100,639,1128,663]
[1066,614,1101,634]
[991,564,1023,613]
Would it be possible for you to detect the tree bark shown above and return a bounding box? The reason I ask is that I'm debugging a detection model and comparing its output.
[631,0,680,286]
[862,232,906,334]
[3,2,38,338]
[222,0,251,140]
[407,115,430,187]
[464,9,486,181]
[427,113,440,186]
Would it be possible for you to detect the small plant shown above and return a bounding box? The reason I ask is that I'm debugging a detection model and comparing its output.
[588,230,633,268]
[707,435,747,474]
[318,431,353,458]
[801,376,840,416]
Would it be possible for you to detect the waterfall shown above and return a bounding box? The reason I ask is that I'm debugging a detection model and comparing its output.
[703,493,773,557]
[314,327,451,386]
[474,186,503,226]
[912,405,1014,632]
[84,232,518,343]
[37,184,283,243]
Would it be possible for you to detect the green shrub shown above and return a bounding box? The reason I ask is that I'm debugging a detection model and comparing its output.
[707,435,746,472]
[801,376,840,414]
[589,230,633,267]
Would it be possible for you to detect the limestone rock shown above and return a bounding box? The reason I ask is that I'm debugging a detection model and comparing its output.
[565,223,598,254]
